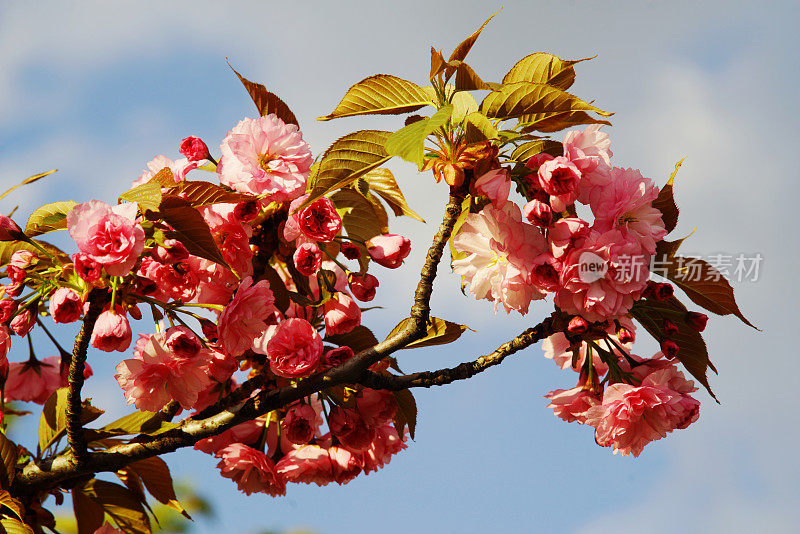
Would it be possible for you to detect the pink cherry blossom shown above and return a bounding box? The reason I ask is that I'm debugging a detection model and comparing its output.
[555,229,649,322]
[323,292,361,336]
[179,136,210,162]
[132,155,196,187]
[276,444,363,486]
[549,217,590,259]
[284,195,342,243]
[451,201,548,314]
[4,356,63,404]
[0,299,17,323]
[281,403,319,445]
[584,382,700,457]
[329,406,376,452]
[216,443,286,496]
[473,168,511,208]
[265,318,323,378]
[356,388,397,427]
[217,114,313,201]
[217,277,275,357]
[0,325,10,360]
[10,309,36,336]
[536,156,582,211]
[73,253,103,284]
[187,256,239,306]
[200,203,254,278]
[8,250,36,269]
[590,167,667,254]
[91,310,132,353]
[523,199,553,227]
[319,346,354,370]
[366,234,411,269]
[137,257,199,302]
[48,287,83,324]
[360,424,407,475]
[545,386,601,424]
[114,328,214,411]
[563,124,612,173]
[67,200,145,277]
[349,273,379,302]
[195,419,266,455]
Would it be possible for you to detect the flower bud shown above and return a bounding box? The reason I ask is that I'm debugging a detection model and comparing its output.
[152,239,189,264]
[49,287,83,324]
[234,200,259,223]
[73,253,103,284]
[340,242,361,260]
[178,136,211,162]
[0,300,17,324]
[366,234,411,269]
[90,309,132,352]
[10,309,35,336]
[616,326,635,344]
[165,326,202,359]
[356,388,397,427]
[349,273,379,302]
[0,216,24,241]
[567,316,589,335]
[663,319,679,337]
[293,242,323,277]
[319,346,354,370]
[323,292,361,335]
[281,403,318,445]
[653,282,674,301]
[661,339,679,359]
[523,199,553,227]
[685,311,708,332]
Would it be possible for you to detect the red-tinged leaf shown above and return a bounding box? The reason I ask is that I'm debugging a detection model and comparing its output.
[509,139,563,163]
[261,264,291,313]
[652,158,684,234]
[228,60,298,127]
[0,517,34,534]
[128,457,190,519]
[657,251,756,329]
[445,9,502,79]
[175,181,254,208]
[430,47,447,79]
[155,196,229,269]
[631,298,718,400]
[72,485,106,534]
[325,326,379,354]
[0,434,19,490]
[317,75,433,121]
[39,387,104,453]
[454,62,491,91]
[362,168,425,222]
[392,389,418,440]
[79,479,151,534]
[502,53,594,91]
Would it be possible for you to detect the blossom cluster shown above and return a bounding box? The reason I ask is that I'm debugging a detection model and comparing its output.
[0,114,412,494]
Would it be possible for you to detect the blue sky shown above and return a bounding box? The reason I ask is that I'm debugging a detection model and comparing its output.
[1,1,798,533]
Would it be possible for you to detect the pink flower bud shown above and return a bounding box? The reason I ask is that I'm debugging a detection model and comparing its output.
[10,309,35,336]
[91,310,132,352]
[73,253,103,284]
[152,238,189,264]
[0,300,17,323]
[319,346,354,371]
[198,318,218,341]
[523,199,553,227]
[178,136,211,162]
[49,287,83,324]
[0,216,24,241]
[524,152,555,171]
[567,316,589,334]
[284,196,342,243]
[8,250,36,269]
[685,312,708,332]
[340,242,361,260]
[661,339,679,359]
[323,292,361,335]
[616,326,635,344]
[266,318,323,378]
[356,388,397,427]
[293,242,323,277]
[281,403,318,445]
[328,406,375,452]
[366,234,411,269]
[349,273,379,302]
[663,319,679,337]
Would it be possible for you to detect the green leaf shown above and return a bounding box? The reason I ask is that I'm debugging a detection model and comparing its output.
[153,196,229,268]
[325,325,379,353]
[127,457,190,519]
[0,517,34,534]
[463,111,499,144]
[0,434,18,490]
[96,410,169,437]
[79,479,151,534]
[302,130,393,209]
[228,60,298,127]
[631,297,717,400]
[146,167,180,189]
[39,387,104,453]
[0,169,57,201]
[508,139,563,163]
[385,105,453,168]
[444,9,501,79]
[174,181,253,208]
[387,316,471,350]
[421,86,477,125]
[480,82,612,132]
[392,389,418,440]
[119,181,163,213]
[362,169,425,222]
[502,52,593,90]
[652,158,684,234]
[24,201,77,236]
[318,74,433,121]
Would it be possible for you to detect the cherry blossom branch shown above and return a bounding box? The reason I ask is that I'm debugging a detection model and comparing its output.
[358,313,562,390]
[64,288,107,465]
